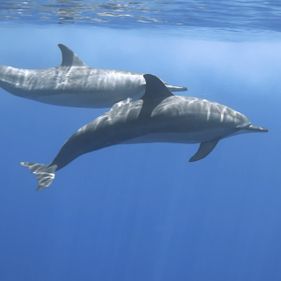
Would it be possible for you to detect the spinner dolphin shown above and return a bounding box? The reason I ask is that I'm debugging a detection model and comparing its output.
[0,44,186,108]
[21,74,267,189]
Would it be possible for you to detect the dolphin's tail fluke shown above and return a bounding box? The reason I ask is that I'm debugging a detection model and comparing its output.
[20,162,57,190]
[164,83,187,92]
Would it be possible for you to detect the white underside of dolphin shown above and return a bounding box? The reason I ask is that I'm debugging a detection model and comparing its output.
[0,44,187,108]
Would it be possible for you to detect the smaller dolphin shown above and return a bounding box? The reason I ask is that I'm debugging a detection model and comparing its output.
[0,44,186,108]
[21,74,268,190]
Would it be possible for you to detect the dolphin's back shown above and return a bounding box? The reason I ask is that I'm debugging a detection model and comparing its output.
[153,96,249,129]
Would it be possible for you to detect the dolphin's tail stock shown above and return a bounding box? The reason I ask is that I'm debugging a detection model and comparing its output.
[20,162,57,190]
[0,66,6,87]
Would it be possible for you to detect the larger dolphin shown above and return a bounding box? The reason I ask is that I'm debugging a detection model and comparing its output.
[21,74,268,189]
[0,44,186,108]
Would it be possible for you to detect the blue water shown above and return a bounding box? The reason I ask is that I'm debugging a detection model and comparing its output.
[1,2,281,281]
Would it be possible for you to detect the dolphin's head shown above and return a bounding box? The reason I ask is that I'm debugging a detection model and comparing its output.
[234,118,268,135]
[229,110,268,135]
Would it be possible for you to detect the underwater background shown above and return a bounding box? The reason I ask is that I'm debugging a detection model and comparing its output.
[0,1,281,281]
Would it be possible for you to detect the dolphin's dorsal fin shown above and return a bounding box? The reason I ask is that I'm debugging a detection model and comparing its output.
[139,74,174,118]
[143,74,174,101]
[189,139,219,162]
[58,44,86,67]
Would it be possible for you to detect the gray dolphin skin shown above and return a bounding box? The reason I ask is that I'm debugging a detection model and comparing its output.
[21,74,268,190]
[0,44,186,108]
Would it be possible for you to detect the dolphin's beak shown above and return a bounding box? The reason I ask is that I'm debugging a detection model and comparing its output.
[247,124,268,132]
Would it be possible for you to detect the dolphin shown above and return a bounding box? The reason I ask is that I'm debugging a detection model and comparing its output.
[0,44,186,108]
[21,74,268,189]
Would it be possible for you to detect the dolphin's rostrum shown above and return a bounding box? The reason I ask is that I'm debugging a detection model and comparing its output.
[21,74,268,190]
[0,44,186,108]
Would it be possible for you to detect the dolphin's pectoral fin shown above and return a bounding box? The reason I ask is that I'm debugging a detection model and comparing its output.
[189,139,219,162]
[58,43,86,67]
[143,74,174,101]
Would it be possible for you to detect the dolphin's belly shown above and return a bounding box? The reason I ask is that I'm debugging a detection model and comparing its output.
[33,88,145,108]
[122,128,234,145]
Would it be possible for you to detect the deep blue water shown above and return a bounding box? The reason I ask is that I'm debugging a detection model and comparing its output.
[1,2,281,281]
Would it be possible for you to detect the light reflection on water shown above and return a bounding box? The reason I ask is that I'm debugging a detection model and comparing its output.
[0,0,281,32]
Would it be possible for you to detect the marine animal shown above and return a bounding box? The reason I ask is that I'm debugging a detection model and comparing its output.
[21,74,268,189]
[0,44,186,108]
